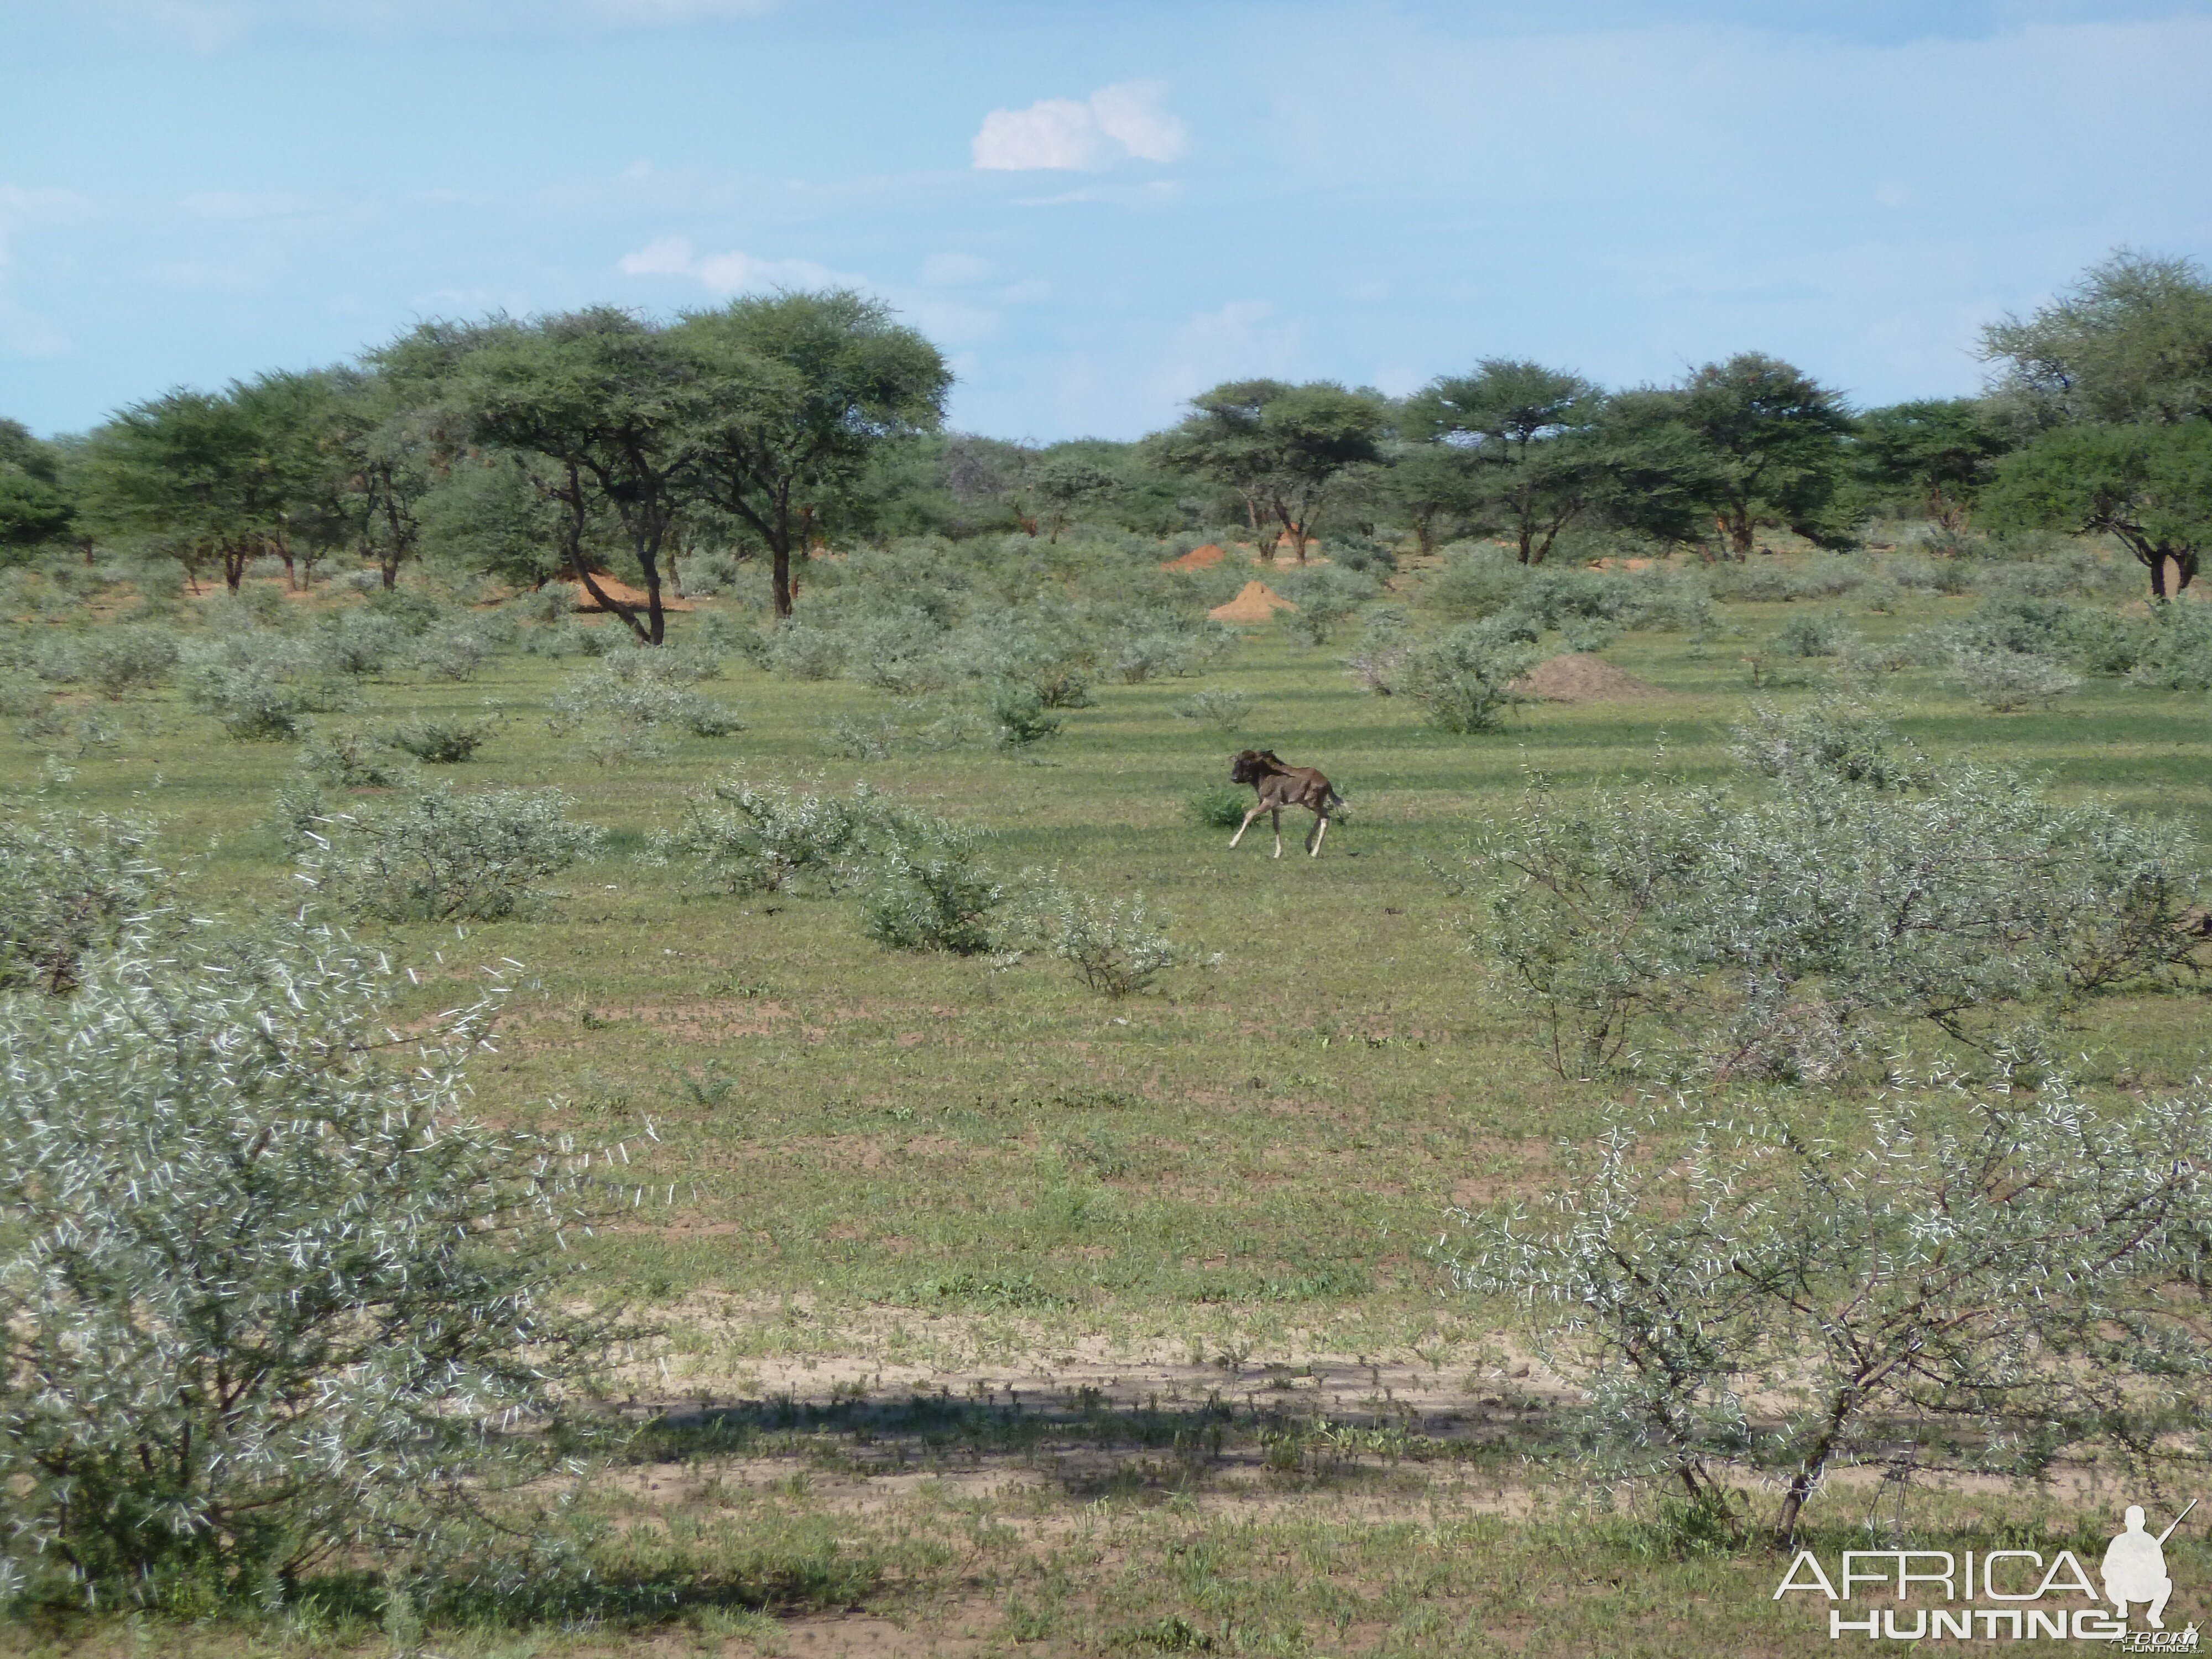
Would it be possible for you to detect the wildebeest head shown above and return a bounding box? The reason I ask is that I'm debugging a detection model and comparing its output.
[1229,749,1284,785]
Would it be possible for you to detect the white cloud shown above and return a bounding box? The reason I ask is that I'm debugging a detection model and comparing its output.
[972,81,1186,171]
[616,235,857,294]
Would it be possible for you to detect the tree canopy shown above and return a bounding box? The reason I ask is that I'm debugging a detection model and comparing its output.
[1149,379,1386,562]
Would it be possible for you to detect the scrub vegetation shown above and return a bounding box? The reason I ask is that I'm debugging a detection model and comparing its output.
[0,249,2208,1655]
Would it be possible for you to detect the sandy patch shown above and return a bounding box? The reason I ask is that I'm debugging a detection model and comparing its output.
[1209,581,1297,624]
[1161,543,1228,571]
[1510,653,1670,703]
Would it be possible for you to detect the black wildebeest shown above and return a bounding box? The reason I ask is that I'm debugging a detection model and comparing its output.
[1227,749,1342,858]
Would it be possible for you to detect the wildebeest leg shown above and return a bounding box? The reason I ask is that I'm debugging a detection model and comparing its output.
[1271,806,1284,858]
[1308,811,1328,856]
[1229,803,1265,848]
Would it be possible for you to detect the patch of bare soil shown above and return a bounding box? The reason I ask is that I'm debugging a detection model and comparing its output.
[1208,581,1297,623]
[565,575,696,613]
[1510,653,1670,703]
[1161,542,1228,570]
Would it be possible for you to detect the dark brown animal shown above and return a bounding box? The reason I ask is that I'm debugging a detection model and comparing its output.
[1228,749,1341,858]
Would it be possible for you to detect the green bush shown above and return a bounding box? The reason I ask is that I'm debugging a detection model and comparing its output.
[298,729,420,790]
[986,680,1062,748]
[1452,1063,2212,1543]
[410,622,492,682]
[1168,687,1249,729]
[547,658,745,758]
[0,921,622,1606]
[1011,878,1204,996]
[1186,784,1251,828]
[651,776,901,896]
[1730,698,1934,793]
[858,831,1005,955]
[389,714,498,763]
[310,785,602,921]
[0,808,170,994]
[1400,622,1543,733]
[1945,645,2081,711]
[180,635,354,740]
[1771,610,1854,658]
[316,607,411,676]
[62,626,180,698]
[1460,757,2201,1081]
[2131,600,2212,691]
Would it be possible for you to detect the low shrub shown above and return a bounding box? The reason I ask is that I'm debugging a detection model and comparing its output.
[547,658,745,758]
[298,729,420,790]
[986,680,1062,748]
[180,636,354,740]
[309,785,603,921]
[1450,1062,2212,1545]
[0,920,623,1607]
[1399,622,1543,733]
[858,830,1005,955]
[1168,688,1250,729]
[411,623,493,682]
[1945,645,2081,711]
[1730,698,1935,793]
[1011,878,1205,996]
[0,808,170,994]
[1187,784,1251,829]
[765,623,846,680]
[1771,610,1855,658]
[2130,600,2212,691]
[65,626,180,698]
[651,776,899,896]
[390,714,498,764]
[1459,757,2200,1081]
[316,607,411,676]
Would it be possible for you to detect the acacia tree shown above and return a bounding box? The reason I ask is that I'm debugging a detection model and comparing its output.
[0,419,75,565]
[1032,452,1118,542]
[1668,353,1855,556]
[1853,398,2016,527]
[1981,420,2212,597]
[1412,361,1601,565]
[77,388,286,592]
[1981,249,2212,429]
[456,310,709,643]
[1383,438,1483,555]
[1150,379,1386,563]
[678,290,951,619]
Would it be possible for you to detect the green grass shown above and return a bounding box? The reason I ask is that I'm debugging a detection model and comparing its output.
[4,558,2209,1655]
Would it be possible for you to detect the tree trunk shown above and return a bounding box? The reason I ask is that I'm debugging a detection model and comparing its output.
[1728,507,1756,559]
[223,544,248,592]
[771,541,794,619]
[636,552,666,645]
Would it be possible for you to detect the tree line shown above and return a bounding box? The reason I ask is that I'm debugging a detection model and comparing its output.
[2,249,2208,624]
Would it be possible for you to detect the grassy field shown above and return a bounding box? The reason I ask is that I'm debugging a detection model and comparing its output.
[4,550,2209,1656]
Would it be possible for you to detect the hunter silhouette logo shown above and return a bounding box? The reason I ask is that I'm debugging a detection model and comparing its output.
[2106,1501,2194,1644]
[1773,1499,2199,1644]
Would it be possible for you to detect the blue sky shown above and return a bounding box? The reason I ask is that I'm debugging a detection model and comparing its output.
[3,0,2209,441]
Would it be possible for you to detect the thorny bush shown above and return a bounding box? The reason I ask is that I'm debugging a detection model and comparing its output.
[303,784,603,922]
[1451,1058,2212,1545]
[0,807,171,994]
[1455,739,2202,1082]
[0,920,632,1608]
